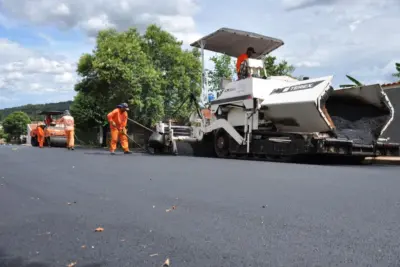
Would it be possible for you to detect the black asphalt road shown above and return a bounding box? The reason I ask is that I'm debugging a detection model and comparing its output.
[1,145,400,267]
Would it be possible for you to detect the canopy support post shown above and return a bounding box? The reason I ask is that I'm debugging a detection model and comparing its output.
[200,40,208,106]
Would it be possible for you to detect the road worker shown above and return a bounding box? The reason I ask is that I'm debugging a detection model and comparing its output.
[107,103,132,155]
[236,47,256,77]
[37,124,45,148]
[57,110,75,150]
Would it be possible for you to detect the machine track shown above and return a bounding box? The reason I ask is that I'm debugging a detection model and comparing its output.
[186,146,369,165]
[183,131,370,165]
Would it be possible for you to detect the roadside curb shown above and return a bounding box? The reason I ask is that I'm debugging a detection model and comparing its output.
[363,156,400,165]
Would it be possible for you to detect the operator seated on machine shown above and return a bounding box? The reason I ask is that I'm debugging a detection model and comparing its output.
[44,114,53,127]
[236,47,256,80]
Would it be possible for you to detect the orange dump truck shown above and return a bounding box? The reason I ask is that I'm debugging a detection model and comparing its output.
[30,111,68,147]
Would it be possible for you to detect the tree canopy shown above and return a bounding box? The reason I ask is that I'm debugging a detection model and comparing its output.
[71,24,202,128]
[263,56,295,77]
[0,127,8,141]
[206,54,296,94]
[2,111,31,141]
[207,54,234,92]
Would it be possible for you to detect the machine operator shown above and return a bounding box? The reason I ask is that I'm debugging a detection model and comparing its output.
[236,47,256,76]
[44,114,53,127]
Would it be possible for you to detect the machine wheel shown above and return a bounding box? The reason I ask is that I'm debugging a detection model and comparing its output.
[49,136,67,147]
[153,147,163,154]
[44,137,50,147]
[31,136,38,147]
[214,129,230,158]
[190,133,215,158]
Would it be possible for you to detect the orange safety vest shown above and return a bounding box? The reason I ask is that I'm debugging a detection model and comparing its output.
[37,126,44,136]
[107,108,128,130]
[201,109,213,120]
[60,115,75,131]
[236,53,248,73]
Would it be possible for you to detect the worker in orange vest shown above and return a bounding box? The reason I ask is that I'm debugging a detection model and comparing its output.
[37,125,45,148]
[236,47,256,78]
[57,110,75,150]
[107,103,132,155]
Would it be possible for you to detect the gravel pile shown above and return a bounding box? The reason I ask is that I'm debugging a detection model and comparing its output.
[326,96,390,145]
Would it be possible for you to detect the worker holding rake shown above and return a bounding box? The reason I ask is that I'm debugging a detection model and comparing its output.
[107,103,132,155]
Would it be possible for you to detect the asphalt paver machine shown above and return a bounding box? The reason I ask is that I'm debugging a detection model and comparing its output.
[148,27,400,163]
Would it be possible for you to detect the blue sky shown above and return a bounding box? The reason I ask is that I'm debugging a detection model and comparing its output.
[0,0,399,108]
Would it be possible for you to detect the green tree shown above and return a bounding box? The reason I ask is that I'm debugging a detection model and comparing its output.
[263,55,295,77]
[0,127,8,140]
[141,25,201,122]
[73,27,163,127]
[207,54,295,94]
[207,54,234,92]
[72,25,201,127]
[2,111,31,141]
[70,93,107,130]
[393,63,400,79]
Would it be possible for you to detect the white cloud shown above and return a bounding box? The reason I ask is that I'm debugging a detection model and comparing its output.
[1,0,201,44]
[0,95,15,103]
[173,32,203,48]
[53,3,71,16]
[4,72,24,81]
[349,59,400,84]
[1,0,400,108]
[79,14,116,37]
[262,0,400,87]
[0,39,77,97]
[0,39,33,62]
[295,61,321,68]
[37,33,56,45]
[0,0,202,107]
[281,0,398,11]
[55,72,76,84]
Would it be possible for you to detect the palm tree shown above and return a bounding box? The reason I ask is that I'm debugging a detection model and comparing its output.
[339,75,363,88]
[392,63,400,79]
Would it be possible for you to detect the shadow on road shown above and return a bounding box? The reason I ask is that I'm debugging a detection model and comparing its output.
[0,248,49,267]
[84,152,124,156]
[83,151,147,156]
[0,248,103,267]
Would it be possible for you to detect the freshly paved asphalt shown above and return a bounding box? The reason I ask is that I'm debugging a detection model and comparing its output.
[1,145,400,267]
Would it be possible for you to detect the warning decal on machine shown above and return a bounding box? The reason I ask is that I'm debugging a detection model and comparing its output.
[269,80,324,95]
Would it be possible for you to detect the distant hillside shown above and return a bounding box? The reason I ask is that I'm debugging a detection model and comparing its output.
[0,101,73,121]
